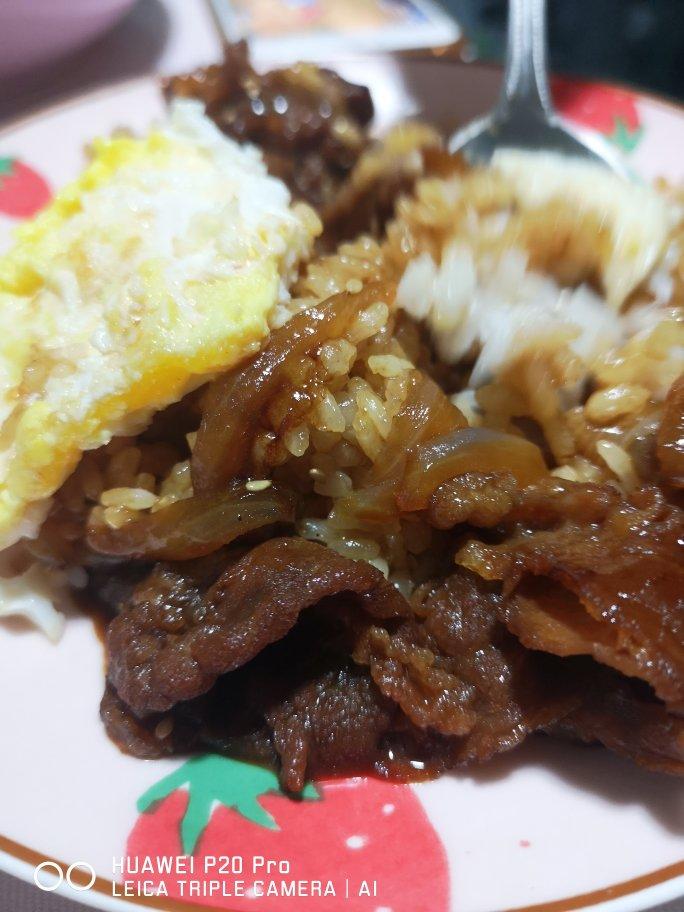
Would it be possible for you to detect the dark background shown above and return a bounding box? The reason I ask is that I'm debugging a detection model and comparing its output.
[444,0,684,102]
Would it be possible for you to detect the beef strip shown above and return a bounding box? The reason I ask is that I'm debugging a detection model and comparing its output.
[356,569,576,764]
[106,536,409,717]
[549,662,684,775]
[165,42,373,210]
[458,485,684,712]
[103,554,575,789]
[103,597,406,792]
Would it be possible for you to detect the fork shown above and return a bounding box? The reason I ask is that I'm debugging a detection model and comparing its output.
[448,0,629,177]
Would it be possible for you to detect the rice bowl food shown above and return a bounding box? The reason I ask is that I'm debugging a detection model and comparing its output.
[0,45,682,793]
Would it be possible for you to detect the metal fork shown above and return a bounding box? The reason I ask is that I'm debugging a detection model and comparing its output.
[449,0,629,176]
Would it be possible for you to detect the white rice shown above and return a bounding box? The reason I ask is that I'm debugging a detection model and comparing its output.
[397,243,623,384]
[0,565,68,642]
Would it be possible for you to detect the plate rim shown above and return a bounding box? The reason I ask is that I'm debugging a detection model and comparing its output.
[0,55,682,912]
[2,830,684,912]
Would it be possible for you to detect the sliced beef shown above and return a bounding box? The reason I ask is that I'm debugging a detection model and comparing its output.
[356,569,576,763]
[549,664,684,776]
[106,537,409,717]
[165,42,373,210]
[459,486,684,711]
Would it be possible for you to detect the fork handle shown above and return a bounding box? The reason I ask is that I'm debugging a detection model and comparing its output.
[497,0,554,120]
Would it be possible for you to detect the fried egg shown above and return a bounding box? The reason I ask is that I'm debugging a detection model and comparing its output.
[0,100,320,550]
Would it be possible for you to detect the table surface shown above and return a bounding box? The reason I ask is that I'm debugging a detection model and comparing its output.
[0,1,682,909]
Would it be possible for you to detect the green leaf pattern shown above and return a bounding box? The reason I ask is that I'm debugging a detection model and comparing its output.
[137,754,320,854]
[609,116,644,153]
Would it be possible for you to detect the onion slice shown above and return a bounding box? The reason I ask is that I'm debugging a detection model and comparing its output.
[192,283,394,494]
[87,483,295,560]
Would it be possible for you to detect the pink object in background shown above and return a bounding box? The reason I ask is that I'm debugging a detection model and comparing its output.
[0,0,138,77]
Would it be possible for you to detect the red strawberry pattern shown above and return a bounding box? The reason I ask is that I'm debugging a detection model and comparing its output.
[0,157,51,219]
[126,755,450,911]
[551,77,643,153]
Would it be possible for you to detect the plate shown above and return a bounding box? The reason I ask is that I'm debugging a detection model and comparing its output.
[0,55,683,912]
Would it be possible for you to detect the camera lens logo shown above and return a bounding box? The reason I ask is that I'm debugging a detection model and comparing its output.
[34,861,96,892]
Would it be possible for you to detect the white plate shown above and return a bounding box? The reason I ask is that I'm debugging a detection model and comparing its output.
[0,57,683,912]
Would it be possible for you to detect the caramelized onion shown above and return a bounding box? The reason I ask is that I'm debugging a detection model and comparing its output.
[330,371,466,526]
[87,483,295,560]
[398,428,547,511]
[367,370,466,485]
[192,283,394,494]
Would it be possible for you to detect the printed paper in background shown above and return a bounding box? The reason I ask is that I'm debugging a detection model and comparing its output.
[208,0,460,63]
